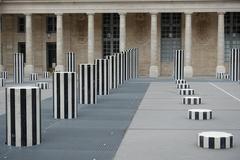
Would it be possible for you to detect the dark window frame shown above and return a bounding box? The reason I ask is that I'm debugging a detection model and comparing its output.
[46,15,56,33]
[17,15,25,33]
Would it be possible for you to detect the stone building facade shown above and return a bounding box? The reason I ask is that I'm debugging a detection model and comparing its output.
[0,0,239,77]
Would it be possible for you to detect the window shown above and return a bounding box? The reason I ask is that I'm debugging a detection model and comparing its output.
[18,42,26,63]
[225,12,240,62]
[46,15,56,33]
[161,13,182,62]
[17,16,25,33]
[46,42,56,70]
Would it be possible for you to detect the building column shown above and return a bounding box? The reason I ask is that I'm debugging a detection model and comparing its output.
[149,12,159,77]
[88,13,94,64]
[55,13,64,71]
[119,12,126,52]
[0,14,3,71]
[216,12,226,73]
[184,12,193,78]
[24,13,34,75]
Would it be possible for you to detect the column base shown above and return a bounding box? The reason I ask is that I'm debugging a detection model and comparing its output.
[184,66,193,78]
[55,65,64,72]
[24,65,34,76]
[149,65,159,78]
[0,65,5,72]
[216,65,226,74]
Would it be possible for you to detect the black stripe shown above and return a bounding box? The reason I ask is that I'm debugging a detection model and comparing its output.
[87,66,91,104]
[195,112,199,120]
[194,98,197,104]
[101,60,104,94]
[210,112,212,119]
[5,88,8,144]
[220,137,226,149]
[200,136,203,147]
[188,98,191,104]
[189,111,192,119]
[57,73,60,118]
[93,66,96,103]
[32,89,37,145]
[72,73,75,118]
[81,65,85,104]
[64,73,68,118]
[209,137,215,149]
[230,136,233,148]
[20,89,27,146]
[203,112,207,120]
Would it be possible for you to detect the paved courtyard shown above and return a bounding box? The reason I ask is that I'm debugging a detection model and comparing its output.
[0,77,240,160]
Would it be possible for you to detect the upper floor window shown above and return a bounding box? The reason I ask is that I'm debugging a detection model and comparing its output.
[46,15,56,33]
[18,42,26,63]
[17,16,25,33]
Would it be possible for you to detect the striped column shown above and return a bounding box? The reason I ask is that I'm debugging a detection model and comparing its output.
[106,55,118,89]
[183,96,201,105]
[53,72,77,119]
[179,89,194,95]
[216,72,229,80]
[188,109,212,120]
[30,73,38,81]
[115,53,124,85]
[66,52,76,72]
[0,78,5,87]
[177,83,190,89]
[14,53,24,84]
[132,48,139,79]
[198,131,233,149]
[173,50,184,80]
[230,48,240,81]
[1,71,8,79]
[176,79,187,84]
[43,71,49,79]
[36,82,49,90]
[6,86,41,147]
[79,64,97,104]
[124,49,130,80]
[95,59,110,95]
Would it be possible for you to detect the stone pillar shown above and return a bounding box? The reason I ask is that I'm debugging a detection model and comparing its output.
[24,14,34,75]
[216,12,226,73]
[55,13,64,71]
[119,12,126,52]
[184,12,193,78]
[0,14,3,71]
[88,13,95,64]
[149,13,159,77]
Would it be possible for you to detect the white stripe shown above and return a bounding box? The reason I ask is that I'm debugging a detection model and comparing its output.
[36,88,41,144]
[68,73,72,119]
[7,88,11,145]
[60,73,64,119]
[15,89,21,147]
[54,73,57,118]
[26,89,32,146]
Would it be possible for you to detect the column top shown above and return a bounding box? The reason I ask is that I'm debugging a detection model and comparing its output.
[119,12,127,15]
[24,13,32,16]
[55,13,63,16]
[150,12,158,15]
[217,12,225,15]
[184,11,193,15]
[87,12,95,15]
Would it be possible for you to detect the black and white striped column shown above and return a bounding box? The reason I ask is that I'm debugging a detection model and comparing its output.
[176,79,187,84]
[79,64,97,104]
[30,73,38,81]
[106,55,118,89]
[230,48,240,81]
[124,50,130,81]
[177,83,190,89]
[183,96,201,105]
[95,59,110,95]
[1,71,8,79]
[179,89,194,95]
[43,71,49,79]
[14,53,24,84]
[216,72,229,80]
[173,50,184,80]
[198,131,233,149]
[6,86,41,147]
[66,52,76,72]
[132,48,138,79]
[36,82,49,90]
[188,109,212,120]
[53,72,77,119]
[0,78,5,87]
[115,53,125,85]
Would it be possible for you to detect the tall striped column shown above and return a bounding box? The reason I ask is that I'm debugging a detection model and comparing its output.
[124,49,130,80]
[173,50,184,80]
[66,52,76,72]
[230,48,240,81]
[106,55,118,89]
[79,64,97,104]
[14,53,24,84]
[53,72,77,119]
[115,53,125,85]
[6,86,41,147]
[132,48,139,79]
[95,59,110,95]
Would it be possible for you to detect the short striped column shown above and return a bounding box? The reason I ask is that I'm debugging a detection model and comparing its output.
[230,48,240,81]
[95,59,110,95]
[177,83,190,89]
[176,79,187,84]
[179,89,194,95]
[30,73,38,81]
[106,55,118,89]
[198,131,233,149]
[43,71,50,79]
[183,96,201,105]
[66,52,76,72]
[173,50,184,80]
[216,72,229,80]
[79,64,97,104]
[6,86,41,147]
[53,72,77,119]
[188,109,212,120]
[1,71,8,79]
[0,78,5,87]
[14,53,24,84]
[36,82,49,90]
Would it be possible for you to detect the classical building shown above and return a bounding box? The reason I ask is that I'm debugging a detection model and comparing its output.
[0,0,239,77]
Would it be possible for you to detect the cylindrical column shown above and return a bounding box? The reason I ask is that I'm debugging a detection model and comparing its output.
[0,78,5,87]
[216,12,226,74]
[119,12,126,52]
[0,14,3,71]
[230,48,240,81]
[149,13,159,77]
[66,52,76,72]
[106,55,118,89]
[184,12,193,78]
[53,72,77,119]
[30,73,38,81]
[36,82,49,90]
[95,59,110,95]
[55,13,64,71]
[87,13,95,64]
[6,86,41,147]
[14,53,24,84]
[1,71,8,79]
[79,64,97,104]
[43,71,49,79]
[174,50,184,80]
